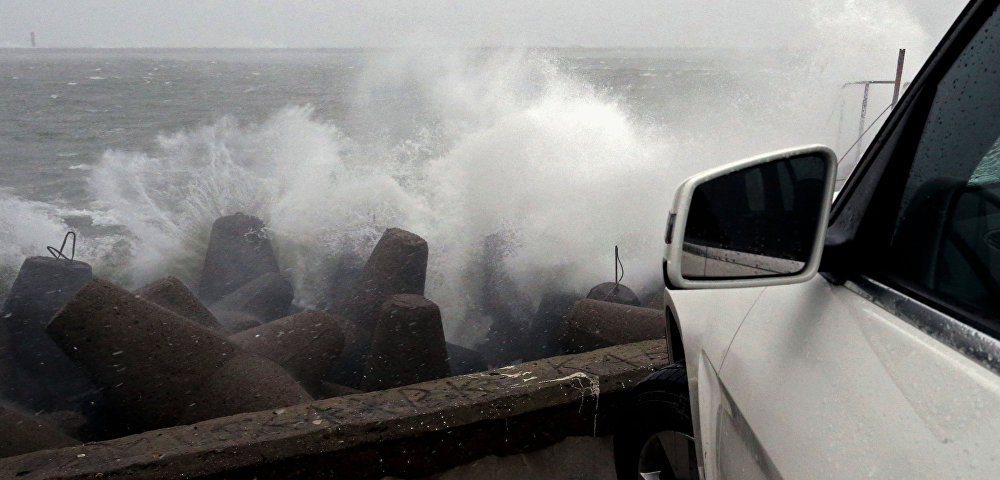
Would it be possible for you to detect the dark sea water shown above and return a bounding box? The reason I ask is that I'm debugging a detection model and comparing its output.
[0,47,864,343]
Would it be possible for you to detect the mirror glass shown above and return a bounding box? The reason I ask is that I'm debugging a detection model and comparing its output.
[681,154,827,279]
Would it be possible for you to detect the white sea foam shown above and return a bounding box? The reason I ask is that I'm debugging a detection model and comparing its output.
[0,194,69,273]
[0,192,120,296]
[86,50,674,343]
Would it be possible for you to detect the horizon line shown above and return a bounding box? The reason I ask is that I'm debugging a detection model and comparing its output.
[0,45,791,51]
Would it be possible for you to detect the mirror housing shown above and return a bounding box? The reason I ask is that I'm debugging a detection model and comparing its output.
[664,145,837,290]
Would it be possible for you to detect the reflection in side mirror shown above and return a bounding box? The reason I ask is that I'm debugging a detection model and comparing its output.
[664,145,836,290]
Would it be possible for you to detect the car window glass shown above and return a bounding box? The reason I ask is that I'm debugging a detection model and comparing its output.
[970,138,1000,185]
[746,169,765,211]
[889,7,1000,320]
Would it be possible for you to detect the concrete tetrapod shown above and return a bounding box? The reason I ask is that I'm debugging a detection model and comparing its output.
[210,272,293,323]
[0,405,79,459]
[586,282,641,306]
[229,310,346,395]
[524,292,581,361]
[213,310,265,333]
[325,314,369,389]
[445,342,488,376]
[47,279,312,432]
[134,276,223,331]
[642,289,666,311]
[340,228,428,332]
[330,228,428,387]
[0,326,13,397]
[316,381,362,399]
[322,253,365,310]
[198,213,281,304]
[1,256,96,411]
[560,299,666,354]
[474,233,535,366]
[361,294,449,391]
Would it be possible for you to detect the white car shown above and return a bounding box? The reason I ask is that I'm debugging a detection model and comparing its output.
[613,0,1000,478]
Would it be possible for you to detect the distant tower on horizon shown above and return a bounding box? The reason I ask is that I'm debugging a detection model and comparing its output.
[30,32,36,47]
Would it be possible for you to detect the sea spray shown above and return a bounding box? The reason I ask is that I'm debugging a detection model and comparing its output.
[85,50,674,345]
[0,193,118,298]
[20,9,948,346]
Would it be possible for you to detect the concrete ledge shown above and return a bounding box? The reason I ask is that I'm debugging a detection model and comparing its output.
[0,340,670,479]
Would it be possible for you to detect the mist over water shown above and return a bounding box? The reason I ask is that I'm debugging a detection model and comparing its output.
[0,2,951,345]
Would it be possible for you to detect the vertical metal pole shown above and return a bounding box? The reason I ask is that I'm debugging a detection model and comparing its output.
[892,48,906,106]
[857,83,870,163]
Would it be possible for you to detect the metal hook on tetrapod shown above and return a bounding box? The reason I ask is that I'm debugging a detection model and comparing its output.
[603,245,626,301]
[47,231,76,261]
[614,245,624,287]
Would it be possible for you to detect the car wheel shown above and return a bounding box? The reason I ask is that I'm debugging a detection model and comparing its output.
[613,361,697,480]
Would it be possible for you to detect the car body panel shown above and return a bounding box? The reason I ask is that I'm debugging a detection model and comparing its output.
[716,275,1000,478]
[667,283,765,478]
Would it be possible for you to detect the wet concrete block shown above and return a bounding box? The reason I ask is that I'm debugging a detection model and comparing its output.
[213,310,265,333]
[473,233,535,366]
[586,282,641,306]
[1,256,96,411]
[317,381,362,399]
[134,276,223,331]
[361,294,449,391]
[230,310,346,394]
[2,257,93,320]
[0,404,79,459]
[642,289,666,311]
[210,272,293,323]
[35,409,88,440]
[0,324,14,399]
[180,352,312,424]
[324,314,370,389]
[474,318,527,368]
[445,342,488,376]
[198,213,280,304]
[47,279,311,431]
[0,340,672,479]
[524,292,581,361]
[322,253,365,310]
[561,299,666,354]
[340,228,428,332]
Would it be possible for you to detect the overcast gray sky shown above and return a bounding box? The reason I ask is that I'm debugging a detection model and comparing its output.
[0,0,968,49]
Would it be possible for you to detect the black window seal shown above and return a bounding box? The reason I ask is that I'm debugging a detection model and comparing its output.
[872,270,1000,340]
[846,275,1000,377]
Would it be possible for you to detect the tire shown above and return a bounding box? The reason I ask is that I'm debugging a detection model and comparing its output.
[613,361,697,480]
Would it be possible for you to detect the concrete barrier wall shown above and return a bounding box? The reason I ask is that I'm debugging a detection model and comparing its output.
[0,339,670,480]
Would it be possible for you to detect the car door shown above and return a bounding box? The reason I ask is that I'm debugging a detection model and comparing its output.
[715,1,1000,478]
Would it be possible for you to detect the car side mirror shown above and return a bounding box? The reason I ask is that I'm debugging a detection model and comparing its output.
[664,145,837,289]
